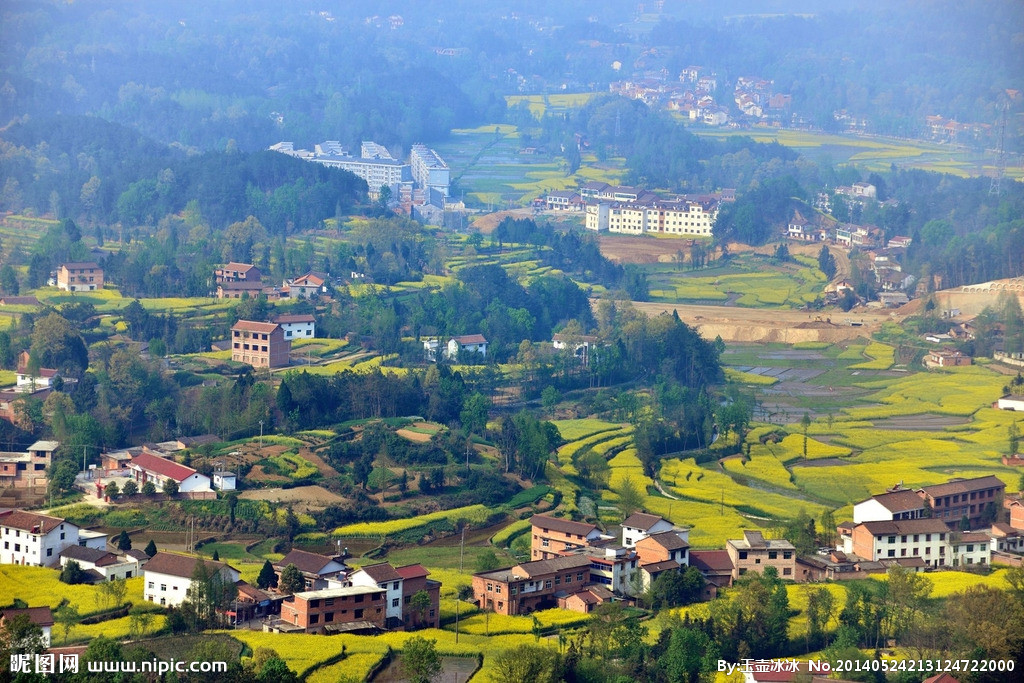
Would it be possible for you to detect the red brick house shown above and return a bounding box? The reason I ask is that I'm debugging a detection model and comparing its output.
[530,514,603,560]
[473,554,593,616]
[918,475,1004,529]
[215,262,263,284]
[279,585,386,633]
[57,262,103,292]
[396,564,441,629]
[230,321,290,368]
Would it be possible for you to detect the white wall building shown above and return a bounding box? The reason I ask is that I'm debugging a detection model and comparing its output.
[620,512,678,548]
[128,452,211,493]
[852,489,927,524]
[951,531,991,567]
[347,562,404,623]
[143,553,240,607]
[273,314,316,340]
[59,546,147,581]
[0,510,80,567]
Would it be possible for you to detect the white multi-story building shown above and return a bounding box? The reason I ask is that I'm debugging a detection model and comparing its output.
[852,489,927,524]
[585,199,716,236]
[59,546,147,581]
[410,144,450,197]
[347,562,404,623]
[845,519,951,567]
[143,553,240,607]
[950,531,991,567]
[0,510,81,566]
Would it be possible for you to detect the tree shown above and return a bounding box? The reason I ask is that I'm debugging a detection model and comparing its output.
[880,565,932,642]
[257,560,278,590]
[59,560,86,585]
[278,563,304,594]
[648,567,705,610]
[117,529,132,551]
[211,549,220,562]
[663,625,720,683]
[491,644,558,683]
[144,539,157,557]
[410,590,432,627]
[142,480,156,495]
[800,412,812,458]
[105,481,120,498]
[475,549,501,573]
[617,476,644,518]
[121,480,138,496]
[1010,421,1021,455]
[401,636,442,683]
[54,603,80,645]
[0,613,46,679]
[162,478,179,496]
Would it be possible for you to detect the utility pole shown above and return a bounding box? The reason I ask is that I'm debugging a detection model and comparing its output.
[459,525,466,573]
[259,420,264,449]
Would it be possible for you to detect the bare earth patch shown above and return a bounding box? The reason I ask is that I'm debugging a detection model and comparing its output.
[239,485,349,510]
[396,428,432,442]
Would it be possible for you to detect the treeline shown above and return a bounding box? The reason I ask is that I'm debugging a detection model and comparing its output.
[0,116,366,232]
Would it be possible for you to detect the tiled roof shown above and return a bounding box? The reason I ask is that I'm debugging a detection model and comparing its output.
[515,554,591,578]
[395,564,429,580]
[231,320,281,334]
[60,262,100,270]
[451,334,487,345]
[689,549,734,573]
[0,607,54,628]
[357,562,402,583]
[531,514,599,537]
[130,452,197,483]
[143,552,233,579]
[641,531,690,550]
[220,262,258,272]
[641,559,681,573]
[859,519,950,535]
[59,546,117,566]
[621,512,666,531]
[274,549,340,575]
[273,314,316,324]
[919,475,1005,498]
[0,510,67,534]
[864,490,926,512]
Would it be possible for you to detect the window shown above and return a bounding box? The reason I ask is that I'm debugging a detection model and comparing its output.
[782,551,792,559]
[768,551,777,559]
[354,609,364,619]
[310,615,319,624]
[325,612,334,622]
[392,598,400,607]
[148,582,154,589]
[393,581,400,590]
[888,536,896,544]
[783,568,792,576]
[887,550,896,557]
[545,580,552,589]
[576,572,584,581]
[46,548,52,557]
[161,584,167,591]
[324,599,334,606]
[738,551,748,560]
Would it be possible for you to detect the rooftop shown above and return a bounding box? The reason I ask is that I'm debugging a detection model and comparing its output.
[274,549,343,575]
[860,489,926,512]
[231,320,282,334]
[621,512,668,531]
[919,475,1006,498]
[291,585,385,601]
[858,519,951,535]
[356,562,402,583]
[0,509,68,534]
[531,514,599,538]
[640,531,690,551]
[143,552,235,579]
[130,452,198,483]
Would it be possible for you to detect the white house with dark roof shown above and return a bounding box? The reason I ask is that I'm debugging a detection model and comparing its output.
[59,546,145,581]
[284,272,328,299]
[853,488,927,524]
[143,552,240,607]
[620,512,677,548]
[272,313,316,340]
[347,562,405,622]
[128,452,211,493]
[0,607,53,646]
[273,549,347,591]
[0,510,80,566]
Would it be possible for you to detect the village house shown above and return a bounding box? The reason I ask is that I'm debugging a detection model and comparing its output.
[214,262,263,284]
[274,548,347,591]
[620,512,677,547]
[472,554,594,616]
[272,313,316,340]
[0,607,54,647]
[127,452,212,493]
[444,334,488,361]
[725,530,797,580]
[530,514,604,560]
[997,395,1024,411]
[552,332,601,366]
[143,552,241,608]
[0,441,57,490]
[0,509,104,566]
[212,469,237,491]
[394,564,441,629]
[843,518,951,567]
[925,349,971,368]
[544,190,584,211]
[14,352,60,392]
[283,271,328,299]
[853,488,928,524]
[58,545,147,582]
[0,296,39,306]
[216,281,265,299]
[688,549,734,598]
[230,320,291,368]
[278,584,386,634]
[950,531,991,566]
[56,262,103,292]
[917,475,1004,529]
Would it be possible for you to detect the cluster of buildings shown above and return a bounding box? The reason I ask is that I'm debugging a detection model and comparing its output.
[213,263,329,302]
[98,435,232,496]
[269,140,455,222]
[422,334,488,363]
[1,352,64,428]
[540,181,727,238]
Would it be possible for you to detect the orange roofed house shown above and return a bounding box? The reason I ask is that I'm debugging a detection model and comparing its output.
[230,320,290,368]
